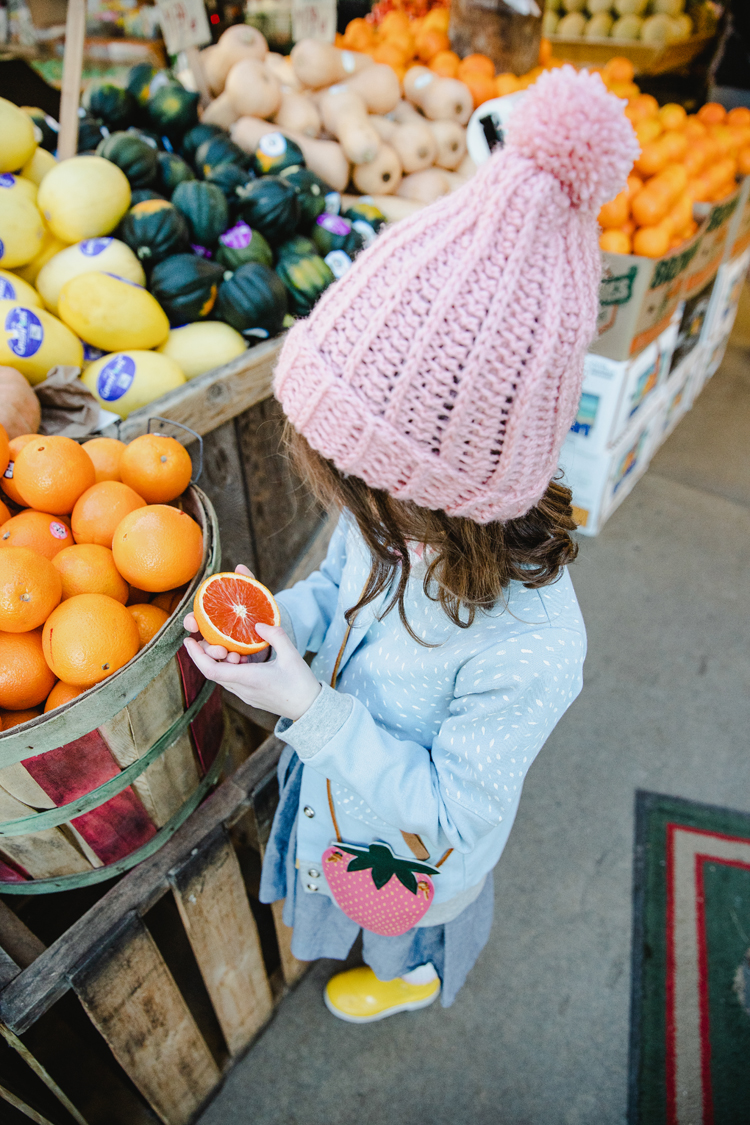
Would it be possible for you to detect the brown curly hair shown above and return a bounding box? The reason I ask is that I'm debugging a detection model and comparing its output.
[285,423,578,645]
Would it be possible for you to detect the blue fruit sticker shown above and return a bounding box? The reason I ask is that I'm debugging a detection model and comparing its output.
[81,237,113,256]
[0,239,4,260]
[5,308,43,357]
[0,175,16,189]
[83,343,105,363]
[0,278,17,300]
[97,354,136,401]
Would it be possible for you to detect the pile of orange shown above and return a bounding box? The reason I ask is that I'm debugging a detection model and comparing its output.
[337,8,563,107]
[0,426,204,730]
[597,63,750,259]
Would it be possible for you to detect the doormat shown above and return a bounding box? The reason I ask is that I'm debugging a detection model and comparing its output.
[629,791,750,1125]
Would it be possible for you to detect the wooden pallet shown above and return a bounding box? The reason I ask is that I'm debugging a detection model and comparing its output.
[0,727,300,1125]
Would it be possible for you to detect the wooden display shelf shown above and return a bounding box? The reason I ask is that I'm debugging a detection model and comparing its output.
[548,32,714,75]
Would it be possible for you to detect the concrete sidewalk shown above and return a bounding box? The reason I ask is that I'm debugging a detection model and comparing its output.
[197,339,750,1125]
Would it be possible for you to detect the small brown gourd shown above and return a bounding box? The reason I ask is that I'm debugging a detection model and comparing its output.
[273,91,321,138]
[0,366,41,439]
[353,143,402,195]
[225,59,281,120]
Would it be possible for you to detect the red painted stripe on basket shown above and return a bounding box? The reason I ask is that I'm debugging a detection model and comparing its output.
[666,822,678,1125]
[176,648,222,774]
[0,855,30,882]
[22,730,156,864]
[71,791,156,866]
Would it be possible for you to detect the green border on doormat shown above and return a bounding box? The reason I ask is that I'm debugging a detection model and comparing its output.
[629,791,750,1125]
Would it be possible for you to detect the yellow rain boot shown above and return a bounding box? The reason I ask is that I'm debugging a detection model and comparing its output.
[324,965,440,1023]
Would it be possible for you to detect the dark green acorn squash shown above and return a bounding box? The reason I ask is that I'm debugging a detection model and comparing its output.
[180,123,224,165]
[156,152,195,197]
[205,163,251,211]
[126,63,160,108]
[96,132,158,188]
[342,200,386,247]
[194,134,252,178]
[275,252,334,317]
[77,114,108,153]
[126,126,162,149]
[130,188,166,205]
[235,177,300,246]
[280,166,333,231]
[149,254,225,326]
[215,221,273,270]
[275,235,317,262]
[83,82,137,130]
[118,199,190,266]
[311,213,365,259]
[172,181,229,249]
[23,107,58,153]
[215,263,288,339]
[252,132,305,177]
[147,85,199,140]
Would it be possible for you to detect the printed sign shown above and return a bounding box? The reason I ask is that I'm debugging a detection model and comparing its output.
[292,0,336,43]
[156,0,211,55]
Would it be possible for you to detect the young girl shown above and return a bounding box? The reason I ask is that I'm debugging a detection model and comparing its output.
[184,67,638,1021]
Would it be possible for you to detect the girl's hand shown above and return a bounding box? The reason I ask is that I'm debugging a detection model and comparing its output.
[183,565,321,721]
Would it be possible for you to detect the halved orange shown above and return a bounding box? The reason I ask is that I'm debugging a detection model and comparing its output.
[193,572,279,654]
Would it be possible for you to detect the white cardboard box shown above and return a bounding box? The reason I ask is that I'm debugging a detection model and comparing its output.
[559,389,666,537]
[703,246,750,346]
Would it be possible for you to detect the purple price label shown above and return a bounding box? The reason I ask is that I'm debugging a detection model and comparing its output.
[317,214,350,237]
[0,278,17,300]
[81,237,113,256]
[0,175,16,189]
[191,244,213,259]
[97,354,136,401]
[220,222,253,251]
[5,307,43,358]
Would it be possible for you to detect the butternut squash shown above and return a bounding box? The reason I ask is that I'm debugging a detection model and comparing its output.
[291,39,372,89]
[319,87,380,165]
[370,116,398,143]
[200,27,268,96]
[343,65,400,115]
[273,91,320,138]
[389,100,422,125]
[397,168,451,203]
[232,118,350,191]
[200,91,239,128]
[265,53,302,92]
[353,143,402,195]
[390,119,437,173]
[457,153,478,180]
[428,120,467,170]
[226,58,281,120]
[404,67,473,125]
[367,194,425,220]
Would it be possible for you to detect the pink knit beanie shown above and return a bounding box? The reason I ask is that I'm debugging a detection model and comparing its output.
[274,66,639,523]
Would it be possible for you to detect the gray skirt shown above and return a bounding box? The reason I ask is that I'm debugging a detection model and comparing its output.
[259,745,494,1007]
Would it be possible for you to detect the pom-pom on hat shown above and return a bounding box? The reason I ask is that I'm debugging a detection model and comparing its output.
[274,66,639,524]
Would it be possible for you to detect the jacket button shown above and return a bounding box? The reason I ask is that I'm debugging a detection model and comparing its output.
[306,883,318,892]
[308,867,320,878]
[303,806,315,818]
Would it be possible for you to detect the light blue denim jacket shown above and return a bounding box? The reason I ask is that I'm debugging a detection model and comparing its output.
[274,515,586,907]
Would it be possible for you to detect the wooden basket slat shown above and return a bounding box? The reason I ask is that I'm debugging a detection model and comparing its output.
[71,913,221,1125]
[0,788,91,879]
[0,765,56,809]
[170,827,274,1056]
[102,659,200,828]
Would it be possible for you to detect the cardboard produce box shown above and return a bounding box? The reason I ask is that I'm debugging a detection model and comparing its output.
[593,226,703,363]
[682,182,746,300]
[722,175,750,264]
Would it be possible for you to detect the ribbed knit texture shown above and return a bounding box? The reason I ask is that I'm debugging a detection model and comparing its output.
[274,66,639,523]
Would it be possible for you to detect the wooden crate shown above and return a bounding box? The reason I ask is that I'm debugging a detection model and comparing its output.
[548,32,714,75]
[100,334,324,593]
[0,729,302,1125]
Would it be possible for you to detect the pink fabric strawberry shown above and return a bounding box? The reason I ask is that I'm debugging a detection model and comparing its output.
[322,841,438,936]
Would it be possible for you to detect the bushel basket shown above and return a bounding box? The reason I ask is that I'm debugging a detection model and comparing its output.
[0,486,223,893]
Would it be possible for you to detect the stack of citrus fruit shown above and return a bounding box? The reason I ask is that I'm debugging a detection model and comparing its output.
[0,426,204,729]
[597,62,750,258]
[338,9,563,106]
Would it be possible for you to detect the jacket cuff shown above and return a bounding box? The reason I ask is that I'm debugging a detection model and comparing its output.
[275,683,353,758]
[276,602,297,649]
